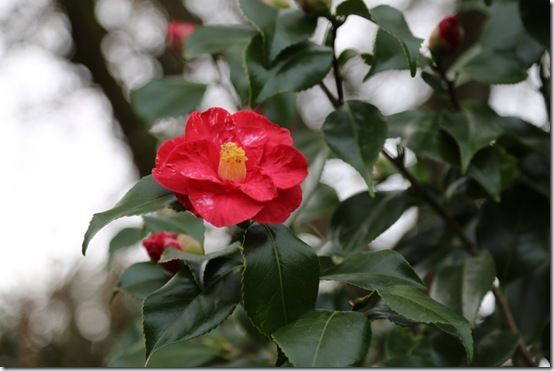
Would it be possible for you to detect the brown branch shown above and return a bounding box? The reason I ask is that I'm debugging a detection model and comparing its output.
[59,0,156,177]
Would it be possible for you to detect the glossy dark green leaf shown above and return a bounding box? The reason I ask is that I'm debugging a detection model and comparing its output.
[338,48,360,68]
[109,336,221,367]
[336,0,372,19]
[365,27,413,78]
[431,251,496,325]
[377,286,473,362]
[322,249,424,290]
[385,326,420,358]
[467,147,502,202]
[295,183,339,223]
[241,224,319,335]
[131,78,207,126]
[506,264,550,342]
[159,245,240,290]
[184,25,256,58]
[245,35,333,104]
[440,104,503,173]
[519,0,550,49]
[116,262,170,300]
[259,92,298,128]
[272,310,371,367]
[386,110,458,166]
[330,191,413,253]
[143,211,204,244]
[454,0,543,84]
[322,101,387,194]
[143,267,240,361]
[476,186,549,283]
[239,0,317,62]
[109,227,146,255]
[82,175,176,254]
[458,49,528,84]
[472,330,519,366]
[337,2,421,77]
[498,116,550,158]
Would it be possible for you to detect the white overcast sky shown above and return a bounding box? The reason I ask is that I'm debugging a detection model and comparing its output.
[0,0,547,299]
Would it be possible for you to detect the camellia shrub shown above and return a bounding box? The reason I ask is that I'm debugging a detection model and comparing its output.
[83,0,550,367]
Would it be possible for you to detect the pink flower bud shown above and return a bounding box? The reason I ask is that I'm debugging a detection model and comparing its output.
[429,15,464,56]
[166,21,196,52]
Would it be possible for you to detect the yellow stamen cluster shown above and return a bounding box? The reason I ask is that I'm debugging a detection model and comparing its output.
[218,142,248,182]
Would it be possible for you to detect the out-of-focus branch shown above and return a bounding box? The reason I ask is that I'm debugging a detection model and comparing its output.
[59,0,157,177]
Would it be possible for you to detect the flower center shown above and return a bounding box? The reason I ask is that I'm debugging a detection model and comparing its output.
[218,142,248,182]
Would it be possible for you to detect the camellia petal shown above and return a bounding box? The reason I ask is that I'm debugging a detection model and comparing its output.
[232,110,293,168]
[184,107,237,145]
[260,145,308,189]
[253,185,303,224]
[154,136,185,168]
[239,171,278,202]
[188,181,264,227]
[154,140,220,193]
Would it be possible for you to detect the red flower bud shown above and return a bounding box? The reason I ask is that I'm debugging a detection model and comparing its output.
[166,21,196,52]
[429,15,464,56]
[142,232,202,273]
[295,0,331,16]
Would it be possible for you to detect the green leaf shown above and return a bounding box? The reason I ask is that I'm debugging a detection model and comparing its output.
[472,330,519,366]
[336,0,373,20]
[337,2,422,77]
[131,78,207,127]
[386,110,458,166]
[338,48,360,67]
[259,92,298,128]
[431,252,496,325]
[239,0,317,62]
[467,147,503,202]
[376,286,473,362]
[245,35,333,104]
[497,116,550,158]
[440,104,503,173]
[241,224,319,335]
[385,326,420,358]
[506,264,549,343]
[143,266,240,361]
[322,249,424,290]
[476,185,549,283]
[184,25,256,58]
[116,262,170,300]
[519,0,550,49]
[322,101,387,194]
[159,245,240,290]
[143,211,204,244]
[295,183,339,223]
[453,0,543,84]
[82,175,176,254]
[330,191,413,253]
[109,227,147,255]
[272,310,371,367]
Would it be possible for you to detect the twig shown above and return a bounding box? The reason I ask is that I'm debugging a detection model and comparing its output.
[431,60,461,111]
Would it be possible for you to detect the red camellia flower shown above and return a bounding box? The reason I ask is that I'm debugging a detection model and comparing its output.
[143,232,202,273]
[166,20,196,52]
[152,108,308,227]
[429,15,464,55]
